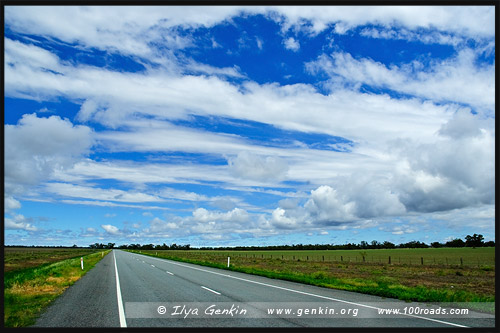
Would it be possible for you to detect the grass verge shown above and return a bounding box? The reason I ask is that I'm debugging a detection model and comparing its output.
[4,250,111,327]
[128,250,495,314]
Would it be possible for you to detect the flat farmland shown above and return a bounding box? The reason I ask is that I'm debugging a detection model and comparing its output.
[132,247,495,309]
[143,247,495,266]
[4,247,100,273]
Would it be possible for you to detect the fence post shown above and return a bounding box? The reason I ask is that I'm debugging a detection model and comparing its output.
[388,256,391,264]
[421,257,424,265]
[460,257,463,266]
[341,256,343,262]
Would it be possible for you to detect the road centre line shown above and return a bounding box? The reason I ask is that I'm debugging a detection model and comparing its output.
[113,251,127,328]
[130,252,468,328]
[201,286,221,295]
[166,271,174,275]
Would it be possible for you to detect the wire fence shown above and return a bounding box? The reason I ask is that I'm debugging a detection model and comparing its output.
[145,250,495,268]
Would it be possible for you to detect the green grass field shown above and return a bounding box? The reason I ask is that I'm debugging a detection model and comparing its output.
[130,247,495,313]
[140,247,495,266]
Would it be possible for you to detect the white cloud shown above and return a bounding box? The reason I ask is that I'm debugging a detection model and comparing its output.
[228,151,288,182]
[5,6,245,58]
[283,37,300,51]
[5,6,493,66]
[306,49,495,116]
[61,200,170,211]
[4,7,495,243]
[5,196,21,212]
[101,224,122,235]
[305,185,357,224]
[5,38,462,149]
[360,26,466,46]
[4,113,93,208]
[269,6,494,38]
[138,207,259,239]
[5,214,38,231]
[44,183,164,203]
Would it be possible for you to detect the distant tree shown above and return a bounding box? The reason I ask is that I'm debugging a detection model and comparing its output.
[445,238,465,247]
[360,241,369,249]
[143,244,154,250]
[398,241,429,248]
[484,240,495,247]
[382,241,396,249]
[465,234,484,248]
[107,243,115,249]
[430,241,443,248]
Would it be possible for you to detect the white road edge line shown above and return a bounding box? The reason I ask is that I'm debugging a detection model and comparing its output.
[133,252,468,328]
[166,271,174,275]
[201,286,221,295]
[113,250,127,328]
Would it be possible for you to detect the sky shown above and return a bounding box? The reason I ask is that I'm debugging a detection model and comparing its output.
[3,5,496,247]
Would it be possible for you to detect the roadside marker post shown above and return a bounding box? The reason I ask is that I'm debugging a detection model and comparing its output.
[81,257,84,270]
[227,256,230,267]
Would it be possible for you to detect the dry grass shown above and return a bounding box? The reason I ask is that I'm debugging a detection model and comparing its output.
[4,247,99,273]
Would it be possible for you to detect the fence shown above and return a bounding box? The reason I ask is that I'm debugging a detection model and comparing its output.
[146,250,495,268]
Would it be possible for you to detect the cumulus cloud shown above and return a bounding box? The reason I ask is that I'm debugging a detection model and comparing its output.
[267,109,494,228]
[4,113,93,209]
[5,214,38,231]
[438,108,487,139]
[305,186,356,224]
[5,196,22,212]
[138,206,263,239]
[101,224,122,236]
[392,140,494,213]
[283,37,300,51]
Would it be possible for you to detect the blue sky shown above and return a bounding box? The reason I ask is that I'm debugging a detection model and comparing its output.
[4,5,495,247]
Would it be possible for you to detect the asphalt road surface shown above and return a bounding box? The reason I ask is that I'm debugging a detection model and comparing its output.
[34,250,495,328]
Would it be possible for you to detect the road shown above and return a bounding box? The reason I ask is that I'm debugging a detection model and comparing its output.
[34,250,495,328]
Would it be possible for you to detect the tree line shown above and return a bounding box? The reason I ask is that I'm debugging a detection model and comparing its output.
[91,234,493,251]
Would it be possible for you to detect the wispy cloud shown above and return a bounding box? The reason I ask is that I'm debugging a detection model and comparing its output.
[4,5,495,246]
